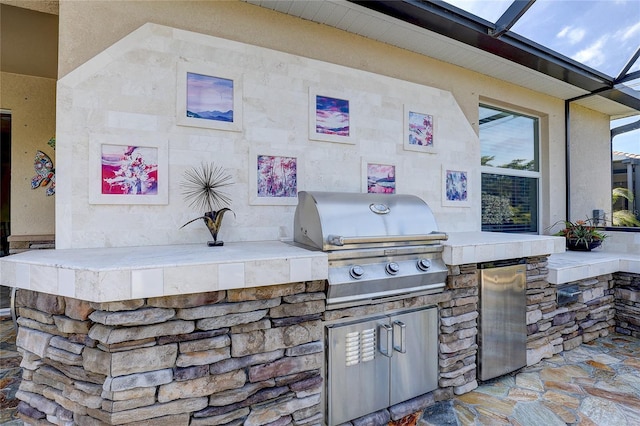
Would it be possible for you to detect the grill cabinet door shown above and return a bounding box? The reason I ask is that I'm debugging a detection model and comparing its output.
[327,317,390,426]
[389,307,438,405]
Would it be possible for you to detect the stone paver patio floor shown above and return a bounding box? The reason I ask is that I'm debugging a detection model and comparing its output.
[421,334,640,425]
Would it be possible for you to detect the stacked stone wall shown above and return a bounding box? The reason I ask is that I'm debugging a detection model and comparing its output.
[525,256,615,366]
[13,281,325,425]
[614,272,640,336]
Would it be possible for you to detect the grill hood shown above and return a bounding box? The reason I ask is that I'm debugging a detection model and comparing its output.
[293,191,446,251]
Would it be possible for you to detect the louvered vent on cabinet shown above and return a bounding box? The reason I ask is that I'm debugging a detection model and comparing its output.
[344,328,376,366]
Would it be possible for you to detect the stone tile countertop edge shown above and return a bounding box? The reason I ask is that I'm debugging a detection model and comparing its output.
[0,241,329,302]
[442,231,566,265]
[547,250,640,285]
[0,232,571,303]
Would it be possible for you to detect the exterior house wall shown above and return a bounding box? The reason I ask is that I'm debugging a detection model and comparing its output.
[55,23,482,248]
[54,0,580,249]
[568,103,612,223]
[0,72,56,237]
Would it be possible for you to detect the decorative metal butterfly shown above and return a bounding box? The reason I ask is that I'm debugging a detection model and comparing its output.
[31,150,55,196]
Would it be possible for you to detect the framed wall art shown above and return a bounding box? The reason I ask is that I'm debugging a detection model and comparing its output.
[249,148,302,205]
[308,88,355,144]
[403,105,435,153]
[89,136,168,205]
[362,158,396,194]
[442,166,469,207]
[176,62,243,132]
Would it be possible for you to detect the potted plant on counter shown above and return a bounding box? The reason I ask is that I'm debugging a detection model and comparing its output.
[553,218,607,251]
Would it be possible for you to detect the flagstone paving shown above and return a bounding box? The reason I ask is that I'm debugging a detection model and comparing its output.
[0,315,21,426]
[421,334,640,426]
[2,312,640,425]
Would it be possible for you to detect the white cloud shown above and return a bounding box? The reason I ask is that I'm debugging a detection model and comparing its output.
[621,21,640,40]
[573,36,608,68]
[557,26,586,45]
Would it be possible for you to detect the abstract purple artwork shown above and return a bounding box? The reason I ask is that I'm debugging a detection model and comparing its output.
[315,95,350,136]
[101,145,158,195]
[408,111,434,147]
[186,72,234,122]
[256,155,298,198]
[445,169,468,202]
[367,163,396,194]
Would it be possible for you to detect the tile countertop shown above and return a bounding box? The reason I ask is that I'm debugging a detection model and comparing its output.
[0,232,570,303]
[547,250,640,285]
[441,232,566,265]
[0,242,328,303]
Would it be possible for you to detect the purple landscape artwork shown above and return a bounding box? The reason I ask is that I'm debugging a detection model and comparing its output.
[408,111,434,147]
[256,155,298,198]
[367,163,396,194]
[186,72,234,122]
[315,95,350,136]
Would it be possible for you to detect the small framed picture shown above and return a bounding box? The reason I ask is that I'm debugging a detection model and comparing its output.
[89,136,168,205]
[249,148,302,205]
[404,105,435,153]
[442,166,469,207]
[308,88,355,144]
[362,158,396,194]
[176,62,243,132]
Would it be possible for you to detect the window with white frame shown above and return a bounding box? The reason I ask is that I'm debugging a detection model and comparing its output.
[480,104,540,233]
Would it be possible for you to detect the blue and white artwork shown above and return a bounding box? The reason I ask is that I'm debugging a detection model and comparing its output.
[445,169,468,202]
[186,72,234,122]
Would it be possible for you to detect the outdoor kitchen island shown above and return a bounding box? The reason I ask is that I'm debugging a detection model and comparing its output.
[0,233,568,425]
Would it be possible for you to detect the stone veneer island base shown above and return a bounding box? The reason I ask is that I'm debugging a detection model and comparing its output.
[8,257,562,426]
[14,257,640,425]
[14,282,327,425]
[16,234,636,425]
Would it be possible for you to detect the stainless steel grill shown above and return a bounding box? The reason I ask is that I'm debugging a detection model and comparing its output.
[293,191,448,307]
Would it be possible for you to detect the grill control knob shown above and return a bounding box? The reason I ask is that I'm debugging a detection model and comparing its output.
[385,262,400,275]
[417,258,432,271]
[349,265,365,280]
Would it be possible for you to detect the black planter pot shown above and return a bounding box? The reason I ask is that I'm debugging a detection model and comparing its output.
[566,239,602,251]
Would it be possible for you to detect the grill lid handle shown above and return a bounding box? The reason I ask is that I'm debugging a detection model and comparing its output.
[327,232,448,246]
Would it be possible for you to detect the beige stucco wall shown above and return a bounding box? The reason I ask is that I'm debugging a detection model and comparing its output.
[568,103,612,223]
[53,0,613,242]
[0,71,56,236]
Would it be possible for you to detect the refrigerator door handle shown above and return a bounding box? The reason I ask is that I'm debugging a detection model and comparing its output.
[393,321,406,353]
[379,324,393,357]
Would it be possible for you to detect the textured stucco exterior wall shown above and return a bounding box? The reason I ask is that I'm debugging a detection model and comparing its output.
[0,72,56,237]
[568,103,612,223]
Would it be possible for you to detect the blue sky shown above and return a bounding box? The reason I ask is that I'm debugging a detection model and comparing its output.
[445,0,640,76]
[612,117,640,154]
[446,0,640,154]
